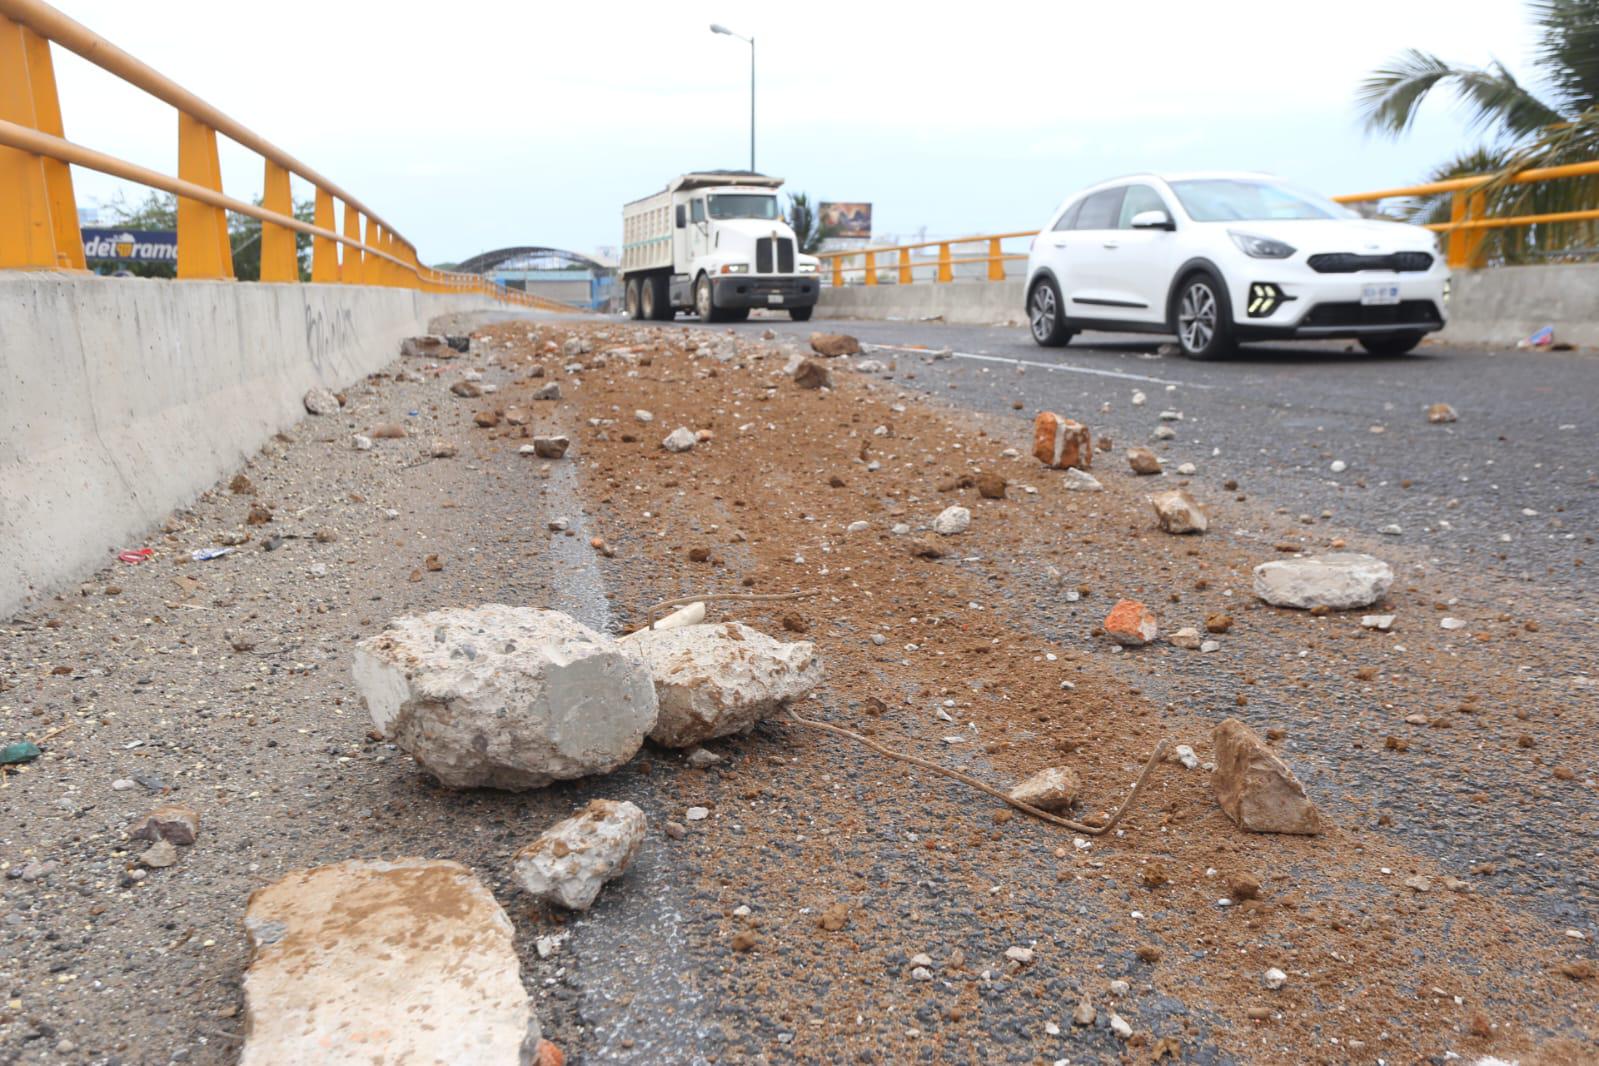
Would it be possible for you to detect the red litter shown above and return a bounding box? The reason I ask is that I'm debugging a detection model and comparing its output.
[117,548,154,564]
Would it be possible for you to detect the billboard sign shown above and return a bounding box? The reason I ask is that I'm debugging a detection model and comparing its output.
[819,202,872,240]
[82,227,178,264]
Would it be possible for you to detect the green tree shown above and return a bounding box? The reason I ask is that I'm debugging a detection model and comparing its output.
[101,190,177,278]
[229,198,317,281]
[784,191,840,254]
[1356,0,1599,262]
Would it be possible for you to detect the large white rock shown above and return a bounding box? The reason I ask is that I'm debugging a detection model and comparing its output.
[629,622,821,747]
[513,799,646,910]
[662,426,697,452]
[933,506,971,535]
[1252,553,1394,610]
[240,858,538,1066]
[353,606,657,789]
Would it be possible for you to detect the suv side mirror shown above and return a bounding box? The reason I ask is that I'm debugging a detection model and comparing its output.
[675,205,687,229]
[1130,209,1175,231]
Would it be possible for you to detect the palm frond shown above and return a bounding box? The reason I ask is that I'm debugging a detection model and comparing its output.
[1530,0,1599,113]
[1452,61,1568,136]
[1357,49,1459,136]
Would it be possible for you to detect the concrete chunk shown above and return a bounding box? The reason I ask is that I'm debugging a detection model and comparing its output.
[353,606,657,790]
[513,799,646,911]
[1211,718,1321,835]
[630,622,821,747]
[1253,553,1393,610]
[241,858,538,1065]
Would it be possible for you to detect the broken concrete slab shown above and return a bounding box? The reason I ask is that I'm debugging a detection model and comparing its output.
[1212,718,1321,835]
[353,606,657,790]
[512,799,647,911]
[400,335,454,359]
[241,858,538,1065]
[303,387,339,416]
[629,622,821,747]
[1253,553,1394,610]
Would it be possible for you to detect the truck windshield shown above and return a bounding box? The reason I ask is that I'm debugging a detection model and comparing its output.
[707,194,779,220]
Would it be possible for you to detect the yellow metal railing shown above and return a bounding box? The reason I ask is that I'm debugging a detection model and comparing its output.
[816,160,1599,283]
[0,0,570,310]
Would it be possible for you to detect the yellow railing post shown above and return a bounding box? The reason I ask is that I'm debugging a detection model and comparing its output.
[864,250,877,286]
[987,237,1005,281]
[259,158,295,282]
[897,247,911,285]
[937,242,952,283]
[0,15,83,270]
[175,113,232,279]
[311,187,336,282]
[341,203,363,283]
[830,255,843,287]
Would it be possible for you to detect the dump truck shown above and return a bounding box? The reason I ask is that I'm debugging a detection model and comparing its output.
[621,171,820,322]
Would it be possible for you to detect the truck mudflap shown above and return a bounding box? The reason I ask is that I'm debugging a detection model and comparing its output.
[712,275,819,310]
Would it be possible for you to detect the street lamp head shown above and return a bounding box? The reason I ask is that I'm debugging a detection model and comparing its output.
[710,23,731,34]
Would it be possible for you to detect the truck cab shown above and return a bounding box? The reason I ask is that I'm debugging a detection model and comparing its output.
[622,171,820,322]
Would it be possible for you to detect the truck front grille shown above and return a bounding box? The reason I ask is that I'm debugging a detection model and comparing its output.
[756,237,795,274]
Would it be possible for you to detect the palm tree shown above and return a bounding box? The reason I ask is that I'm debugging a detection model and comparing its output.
[1356,0,1599,262]
[784,192,840,255]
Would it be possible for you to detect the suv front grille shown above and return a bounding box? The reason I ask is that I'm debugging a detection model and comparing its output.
[1301,300,1443,327]
[1307,252,1434,274]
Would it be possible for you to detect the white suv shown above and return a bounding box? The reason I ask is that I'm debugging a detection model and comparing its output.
[1024,172,1450,358]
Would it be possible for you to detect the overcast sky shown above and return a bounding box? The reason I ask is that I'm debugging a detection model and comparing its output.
[51,0,1539,263]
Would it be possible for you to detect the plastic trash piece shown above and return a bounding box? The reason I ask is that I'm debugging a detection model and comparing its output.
[190,547,235,562]
[117,548,154,564]
[1520,325,1554,348]
[1,741,42,766]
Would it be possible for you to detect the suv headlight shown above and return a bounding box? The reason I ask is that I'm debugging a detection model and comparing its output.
[1229,230,1296,259]
[719,263,749,274]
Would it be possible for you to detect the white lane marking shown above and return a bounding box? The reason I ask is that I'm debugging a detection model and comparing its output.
[863,344,1213,389]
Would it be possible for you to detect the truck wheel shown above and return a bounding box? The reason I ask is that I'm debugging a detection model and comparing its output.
[695,275,724,323]
[642,274,669,321]
[624,278,642,320]
[789,306,813,322]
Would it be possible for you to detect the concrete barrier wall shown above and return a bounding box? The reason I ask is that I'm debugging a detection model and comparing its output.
[0,275,494,617]
[817,265,1599,348]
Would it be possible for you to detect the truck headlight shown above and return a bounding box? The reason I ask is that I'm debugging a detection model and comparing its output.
[797,262,818,273]
[1229,230,1296,259]
[719,263,749,274]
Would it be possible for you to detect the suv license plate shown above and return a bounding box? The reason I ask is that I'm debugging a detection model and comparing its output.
[767,294,783,305]
[1360,283,1401,306]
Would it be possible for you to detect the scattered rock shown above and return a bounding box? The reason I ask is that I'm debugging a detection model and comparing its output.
[532,436,570,460]
[1252,553,1394,610]
[129,804,200,846]
[241,858,536,1064]
[1007,766,1079,811]
[1127,447,1162,475]
[351,434,373,450]
[629,622,820,747]
[1062,468,1103,491]
[817,903,851,932]
[793,359,832,390]
[933,506,971,535]
[975,472,1007,499]
[1004,946,1035,965]
[1361,614,1396,631]
[229,473,255,495]
[512,799,647,911]
[1149,488,1207,534]
[353,606,658,789]
[809,332,862,357]
[662,427,697,452]
[907,537,946,559]
[634,410,654,423]
[1104,599,1158,646]
[1426,402,1458,424]
[399,335,453,359]
[429,441,458,459]
[685,747,722,769]
[450,380,484,398]
[1109,1013,1132,1039]
[1072,1002,1096,1026]
[685,806,709,821]
[474,410,501,429]
[1169,627,1202,650]
[140,840,179,868]
[246,502,273,526]
[503,406,530,426]
[1264,967,1287,990]
[1205,613,1233,634]
[1212,718,1321,834]
[533,382,561,401]
[1228,872,1262,900]
[1032,412,1092,470]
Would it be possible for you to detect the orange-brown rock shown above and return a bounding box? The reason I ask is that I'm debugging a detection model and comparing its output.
[1212,718,1321,835]
[1032,412,1092,470]
[1103,599,1158,646]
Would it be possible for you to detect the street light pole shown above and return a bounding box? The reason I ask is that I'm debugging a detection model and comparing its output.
[710,23,755,172]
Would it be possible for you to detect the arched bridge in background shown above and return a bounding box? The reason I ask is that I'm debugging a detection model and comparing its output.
[456,246,617,311]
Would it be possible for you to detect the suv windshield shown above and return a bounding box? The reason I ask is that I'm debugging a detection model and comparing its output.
[1169,179,1352,222]
[707,194,779,220]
